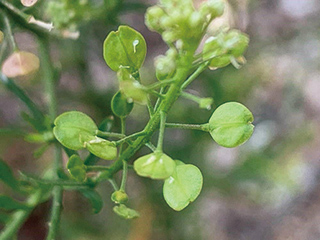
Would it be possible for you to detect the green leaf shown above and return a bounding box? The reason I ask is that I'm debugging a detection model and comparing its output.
[67,155,87,182]
[133,152,176,180]
[79,189,103,214]
[113,204,140,219]
[84,137,117,160]
[103,25,147,72]
[111,91,134,118]
[163,162,203,211]
[53,111,98,150]
[208,102,254,148]
[0,195,30,211]
[0,159,20,190]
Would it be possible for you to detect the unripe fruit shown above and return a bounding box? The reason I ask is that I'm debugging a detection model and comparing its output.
[111,191,129,204]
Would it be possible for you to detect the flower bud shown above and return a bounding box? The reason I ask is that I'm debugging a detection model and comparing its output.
[111,190,129,204]
[224,30,249,57]
[200,0,225,19]
[145,6,166,32]
[162,30,178,43]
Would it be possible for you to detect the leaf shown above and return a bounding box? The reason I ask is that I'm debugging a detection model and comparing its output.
[163,162,203,211]
[0,159,20,190]
[0,195,30,211]
[1,51,40,78]
[111,91,134,118]
[53,111,98,150]
[103,25,147,72]
[113,204,140,219]
[84,137,117,160]
[67,155,87,182]
[208,102,254,148]
[133,152,176,180]
[79,189,103,214]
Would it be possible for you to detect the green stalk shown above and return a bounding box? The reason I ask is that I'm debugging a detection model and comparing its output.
[96,130,125,139]
[156,111,166,152]
[2,12,18,51]
[38,38,63,240]
[165,123,208,131]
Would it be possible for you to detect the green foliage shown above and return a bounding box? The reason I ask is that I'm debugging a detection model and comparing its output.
[163,161,203,211]
[84,137,117,160]
[0,159,20,191]
[133,152,176,180]
[79,189,103,214]
[111,91,134,118]
[208,102,254,148]
[67,155,86,182]
[53,111,98,150]
[0,196,30,211]
[103,26,147,73]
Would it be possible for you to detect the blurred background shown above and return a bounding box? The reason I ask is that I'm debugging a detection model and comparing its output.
[1,0,320,239]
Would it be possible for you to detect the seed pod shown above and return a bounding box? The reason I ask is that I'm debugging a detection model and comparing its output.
[1,51,40,78]
[111,191,129,204]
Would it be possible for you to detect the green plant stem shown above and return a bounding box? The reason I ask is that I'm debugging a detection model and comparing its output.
[180,62,209,90]
[146,79,175,91]
[165,123,208,131]
[153,87,164,111]
[97,54,196,182]
[145,142,156,152]
[2,12,18,51]
[86,166,110,172]
[146,95,154,116]
[156,111,166,152]
[115,131,146,146]
[96,130,125,139]
[180,92,202,104]
[108,178,119,191]
[38,38,63,240]
[0,73,47,131]
[0,189,43,240]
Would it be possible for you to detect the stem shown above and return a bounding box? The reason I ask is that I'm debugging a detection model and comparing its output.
[2,12,18,51]
[96,130,125,139]
[153,87,164,112]
[181,92,202,104]
[180,62,209,90]
[86,166,110,172]
[165,123,208,131]
[115,131,146,146]
[146,95,154,117]
[38,38,63,240]
[146,79,175,91]
[156,111,166,152]
[145,142,156,152]
[119,117,128,191]
[108,178,119,191]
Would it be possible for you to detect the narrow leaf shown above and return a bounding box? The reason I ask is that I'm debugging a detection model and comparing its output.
[79,189,103,214]
[0,195,29,211]
[0,159,20,190]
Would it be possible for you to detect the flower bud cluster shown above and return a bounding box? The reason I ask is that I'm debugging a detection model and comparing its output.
[155,49,177,80]
[46,0,91,30]
[145,0,225,50]
[203,29,249,69]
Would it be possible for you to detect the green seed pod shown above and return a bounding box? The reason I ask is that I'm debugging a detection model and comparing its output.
[133,152,176,180]
[145,6,166,32]
[111,190,129,204]
[111,91,134,118]
[208,102,254,148]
